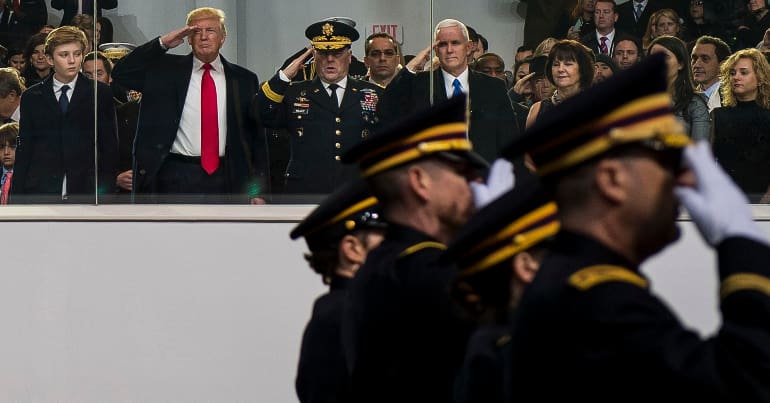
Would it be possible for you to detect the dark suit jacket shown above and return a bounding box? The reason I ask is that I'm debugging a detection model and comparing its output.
[11,73,118,203]
[379,68,516,163]
[0,0,47,49]
[110,37,268,200]
[615,0,668,40]
[257,74,381,196]
[580,30,628,58]
[51,0,115,26]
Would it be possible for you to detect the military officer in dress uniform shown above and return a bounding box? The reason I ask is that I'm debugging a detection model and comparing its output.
[257,19,382,200]
[499,53,770,402]
[290,177,386,403]
[340,95,487,403]
[442,176,558,403]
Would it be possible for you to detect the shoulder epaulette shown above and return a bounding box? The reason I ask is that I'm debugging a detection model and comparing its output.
[398,241,446,258]
[568,264,648,291]
[721,273,770,300]
[261,81,284,103]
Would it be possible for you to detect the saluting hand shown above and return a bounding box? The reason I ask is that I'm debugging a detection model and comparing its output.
[282,47,314,80]
[160,25,196,50]
[513,72,535,95]
[406,41,438,72]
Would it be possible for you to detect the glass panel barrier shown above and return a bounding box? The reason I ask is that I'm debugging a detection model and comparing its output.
[5,0,767,206]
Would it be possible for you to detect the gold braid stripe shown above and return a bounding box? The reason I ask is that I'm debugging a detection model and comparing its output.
[568,265,648,291]
[261,82,284,103]
[399,241,447,258]
[721,273,770,300]
[362,138,472,177]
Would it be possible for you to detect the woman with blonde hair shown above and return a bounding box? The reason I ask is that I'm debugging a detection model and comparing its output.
[642,9,685,51]
[564,0,596,40]
[711,48,770,202]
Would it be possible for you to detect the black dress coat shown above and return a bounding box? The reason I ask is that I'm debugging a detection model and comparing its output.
[379,68,516,163]
[11,73,118,202]
[111,37,268,200]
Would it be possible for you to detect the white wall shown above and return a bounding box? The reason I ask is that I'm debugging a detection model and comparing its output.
[0,204,765,402]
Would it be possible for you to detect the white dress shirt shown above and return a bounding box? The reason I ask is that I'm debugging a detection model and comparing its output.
[442,68,469,98]
[322,77,347,107]
[172,55,228,157]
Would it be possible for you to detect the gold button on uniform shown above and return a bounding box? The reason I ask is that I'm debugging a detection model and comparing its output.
[335,156,341,161]
[335,117,341,123]
[335,129,342,136]
[335,143,341,149]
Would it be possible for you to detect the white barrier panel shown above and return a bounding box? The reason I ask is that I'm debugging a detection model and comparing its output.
[0,205,767,402]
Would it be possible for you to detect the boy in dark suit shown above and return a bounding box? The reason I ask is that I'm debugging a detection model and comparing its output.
[11,25,118,203]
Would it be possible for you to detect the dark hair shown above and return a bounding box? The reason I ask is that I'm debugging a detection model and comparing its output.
[98,16,114,44]
[546,39,596,90]
[466,25,479,42]
[4,48,24,64]
[83,51,113,75]
[694,35,732,63]
[23,33,47,61]
[648,35,697,113]
[516,45,534,54]
[478,34,488,52]
[365,32,398,54]
[303,230,374,285]
[594,0,617,12]
[0,122,19,147]
[473,52,505,70]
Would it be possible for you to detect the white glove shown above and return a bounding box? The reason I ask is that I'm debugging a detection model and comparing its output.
[674,141,768,246]
[470,158,515,208]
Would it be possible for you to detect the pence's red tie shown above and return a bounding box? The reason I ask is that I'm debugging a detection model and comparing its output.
[201,63,219,174]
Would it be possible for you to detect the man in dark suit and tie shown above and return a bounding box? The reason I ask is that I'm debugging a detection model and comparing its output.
[257,18,382,200]
[616,0,668,40]
[581,0,627,58]
[11,26,118,203]
[378,18,516,163]
[51,0,115,26]
[111,6,268,203]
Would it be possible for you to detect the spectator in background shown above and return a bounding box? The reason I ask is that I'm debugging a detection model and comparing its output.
[0,66,24,122]
[527,40,595,128]
[2,0,47,50]
[648,35,710,141]
[594,53,618,83]
[11,26,118,203]
[534,37,558,56]
[0,121,16,204]
[616,0,668,40]
[4,47,24,73]
[69,13,97,53]
[613,35,642,69]
[97,16,112,43]
[509,55,534,106]
[711,48,770,202]
[474,52,530,133]
[514,45,533,63]
[21,32,50,87]
[684,0,726,42]
[691,35,731,111]
[737,0,770,49]
[564,0,596,40]
[580,0,626,57]
[653,9,686,41]
[81,50,109,84]
[51,0,116,27]
[362,32,400,88]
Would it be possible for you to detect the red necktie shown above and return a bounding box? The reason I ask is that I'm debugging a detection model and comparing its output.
[11,0,19,12]
[599,37,609,55]
[201,63,219,175]
[1,171,12,204]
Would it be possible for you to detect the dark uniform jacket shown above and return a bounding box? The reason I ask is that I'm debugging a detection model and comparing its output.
[111,37,268,200]
[453,323,512,403]
[379,68,516,163]
[11,73,118,203]
[344,223,474,403]
[296,277,352,403]
[258,74,381,196]
[51,0,116,26]
[509,230,770,402]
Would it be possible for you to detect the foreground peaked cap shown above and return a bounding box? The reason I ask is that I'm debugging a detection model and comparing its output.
[290,178,385,249]
[441,174,559,277]
[501,53,691,177]
[341,94,488,177]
